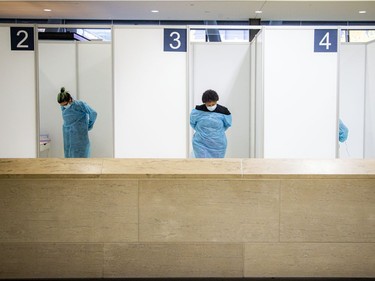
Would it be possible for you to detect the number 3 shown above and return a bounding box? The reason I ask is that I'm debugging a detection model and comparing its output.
[169,31,181,50]
[16,30,29,48]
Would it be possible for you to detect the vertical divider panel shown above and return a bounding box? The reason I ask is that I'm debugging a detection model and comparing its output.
[78,42,113,158]
[250,38,257,158]
[365,40,375,158]
[263,28,338,158]
[0,26,37,157]
[255,31,264,158]
[339,43,366,158]
[38,41,77,158]
[113,27,187,158]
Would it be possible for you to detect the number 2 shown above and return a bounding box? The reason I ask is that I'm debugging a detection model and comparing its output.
[16,30,29,48]
[319,32,331,50]
[169,31,181,50]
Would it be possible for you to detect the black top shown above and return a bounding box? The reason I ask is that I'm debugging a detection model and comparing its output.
[195,104,231,115]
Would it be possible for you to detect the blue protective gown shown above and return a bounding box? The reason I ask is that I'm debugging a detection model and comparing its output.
[61,100,97,158]
[339,119,349,143]
[190,106,232,158]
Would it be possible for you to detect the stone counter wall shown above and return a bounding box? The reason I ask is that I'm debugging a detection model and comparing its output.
[0,159,374,278]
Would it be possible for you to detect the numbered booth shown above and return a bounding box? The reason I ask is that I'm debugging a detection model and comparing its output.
[113,26,188,158]
[253,27,339,158]
[38,31,113,158]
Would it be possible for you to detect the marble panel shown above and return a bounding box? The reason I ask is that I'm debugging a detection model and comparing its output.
[0,243,103,278]
[103,243,243,277]
[101,158,242,179]
[242,159,375,179]
[0,158,103,178]
[139,179,279,242]
[245,243,375,277]
[0,179,138,242]
[280,179,375,242]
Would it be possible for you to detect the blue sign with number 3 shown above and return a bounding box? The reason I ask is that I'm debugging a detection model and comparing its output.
[164,29,187,52]
[314,29,337,53]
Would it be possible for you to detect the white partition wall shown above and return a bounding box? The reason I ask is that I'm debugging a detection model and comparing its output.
[0,26,37,157]
[339,43,366,158]
[191,43,251,158]
[250,37,257,157]
[113,27,187,158]
[77,42,113,157]
[365,40,375,158]
[39,41,76,157]
[254,32,264,158]
[262,28,338,158]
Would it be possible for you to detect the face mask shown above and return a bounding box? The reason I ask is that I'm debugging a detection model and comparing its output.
[63,103,71,109]
[206,104,217,111]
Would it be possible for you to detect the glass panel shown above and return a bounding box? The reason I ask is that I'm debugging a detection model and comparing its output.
[348,30,375,43]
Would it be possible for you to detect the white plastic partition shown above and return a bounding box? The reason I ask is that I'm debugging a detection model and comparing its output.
[262,28,338,158]
[77,42,113,157]
[190,43,251,158]
[254,32,264,158]
[250,37,257,158]
[39,42,76,157]
[38,41,113,158]
[0,26,37,157]
[113,27,187,158]
[365,40,375,158]
[339,43,366,158]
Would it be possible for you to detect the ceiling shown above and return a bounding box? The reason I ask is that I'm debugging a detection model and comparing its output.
[0,0,374,22]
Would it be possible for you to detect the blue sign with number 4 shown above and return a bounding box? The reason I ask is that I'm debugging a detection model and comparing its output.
[164,29,187,52]
[314,29,337,53]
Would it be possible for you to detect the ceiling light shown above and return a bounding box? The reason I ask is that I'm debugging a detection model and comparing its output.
[359,10,367,14]
[151,10,159,13]
[255,10,263,14]
[43,8,52,12]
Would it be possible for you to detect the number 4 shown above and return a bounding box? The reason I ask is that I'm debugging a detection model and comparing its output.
[319,32,331,50]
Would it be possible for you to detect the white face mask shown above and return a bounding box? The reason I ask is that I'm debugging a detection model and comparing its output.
[63,103,71,109]
[206,104,217,111]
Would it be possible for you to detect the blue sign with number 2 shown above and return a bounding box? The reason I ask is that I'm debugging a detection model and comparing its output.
[10,27,34,51]
[314,29,337,53]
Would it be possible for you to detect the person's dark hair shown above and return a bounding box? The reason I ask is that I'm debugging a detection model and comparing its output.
[57,87,72,103]
[202,89,219,103]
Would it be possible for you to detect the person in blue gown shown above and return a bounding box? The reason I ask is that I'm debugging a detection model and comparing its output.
[190,89,232,158]
[339,119,349,143]
[57,87,97,158]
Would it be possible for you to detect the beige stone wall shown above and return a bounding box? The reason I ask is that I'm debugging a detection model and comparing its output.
[0,159,374,278]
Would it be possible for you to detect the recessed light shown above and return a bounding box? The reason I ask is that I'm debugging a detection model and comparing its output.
[359,10,367,14]
[255,10,263,14]
[43,8,52,12]
[151,10,159,13]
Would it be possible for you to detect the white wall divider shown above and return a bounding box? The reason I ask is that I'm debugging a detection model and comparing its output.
[262,27,338,158]
[250,36,257,158]
[0,26,37,157]
[114,26,187,158]
[254,31,264,158]
[339,43,366,158]
[38,41,77,158]
[190,42,251,158]
[365,40,375,158]
[77,42,113,158]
